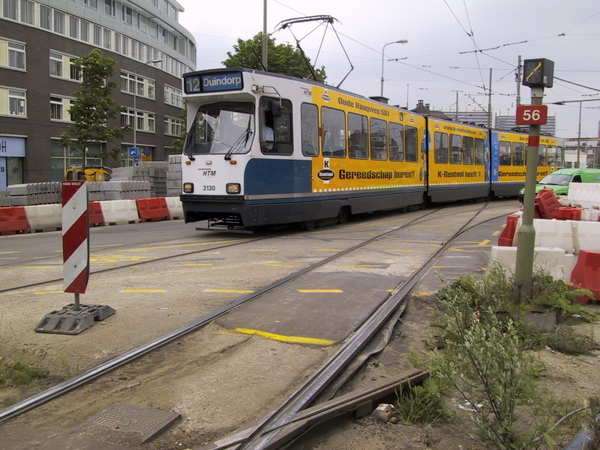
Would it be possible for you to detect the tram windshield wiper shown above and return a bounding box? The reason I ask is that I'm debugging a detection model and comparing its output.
[224,125,253,160]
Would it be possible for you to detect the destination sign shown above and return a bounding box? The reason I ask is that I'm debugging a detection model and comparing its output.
[184,72,244,94]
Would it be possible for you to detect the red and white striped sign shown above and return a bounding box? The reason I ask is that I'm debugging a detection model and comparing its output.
[62,181,89,293]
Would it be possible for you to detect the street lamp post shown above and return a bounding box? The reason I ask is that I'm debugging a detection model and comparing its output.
[133,59,162,155]
[380,39,407,98]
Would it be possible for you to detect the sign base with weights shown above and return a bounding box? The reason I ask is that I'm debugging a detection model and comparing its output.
[35,181,115,335]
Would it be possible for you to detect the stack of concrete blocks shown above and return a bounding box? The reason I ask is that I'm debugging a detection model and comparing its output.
[7,182,61,206]
[102,181,151,200]
[112,162,168,198]
[0,191,10,207]
[167,154,182,197]
[87,182,105,201]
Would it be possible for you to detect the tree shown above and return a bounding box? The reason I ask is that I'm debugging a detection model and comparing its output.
[60,49,129,166]
[222,33,327,83]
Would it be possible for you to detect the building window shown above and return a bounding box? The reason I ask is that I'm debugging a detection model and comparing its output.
[50,96,64,121]
[84,0,98,9]
[164,117,183,137]
[123,109,156,133]
[103,28,112,49]
[21,0,35,25]
[164,84,183,108]
[2,0,17,20]
[121,71,156,99]
[40,5,51,29]
[8,89,26,116]
[1,40,26,70]
[50,96,74,122]
[53,10,65,34]
[122,6,132,25]
[104,0,115,16]
[49,51,81,81]
[69,16,79,38]
[80,20,90,42]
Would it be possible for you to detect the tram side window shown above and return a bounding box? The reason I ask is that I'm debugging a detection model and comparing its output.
[513,142,524,166]
[348,113,368,159]
[389,122,404,162]
[301,103,319,156]
[463,136,474,165]
[434,132,448,163]
[538,145,547,165]
[260,97,293,155]
[370,118,387,160]
[450,134,462,164]
[405,126,418,162]
[475,138,485,165]
[322,107,346,158]
[499,141,511,165]
[547,145,558,166]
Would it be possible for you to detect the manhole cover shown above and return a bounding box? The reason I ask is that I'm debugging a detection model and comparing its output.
[79,403,180,443]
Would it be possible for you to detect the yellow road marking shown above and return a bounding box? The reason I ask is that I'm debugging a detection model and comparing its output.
[297,289,343,293]
[0,251,19,254]
[34,290,64,294]
[23,266,60,269]
[235,328,335,346]
[479,239,491,246]
[204,288,254,293]
[492,231,501,236]
[121,239,245,252]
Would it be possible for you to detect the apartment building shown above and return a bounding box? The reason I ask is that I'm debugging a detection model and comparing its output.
[0,0,196,188]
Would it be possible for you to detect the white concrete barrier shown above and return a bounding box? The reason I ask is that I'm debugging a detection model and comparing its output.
[572,220,600,253]
[165,197,183,220]
[568,183,600,209]
[490,246,572,282]
[99,199,140,225]
[24,204,62,232]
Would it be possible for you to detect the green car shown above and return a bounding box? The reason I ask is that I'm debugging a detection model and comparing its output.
[518,168,600,202]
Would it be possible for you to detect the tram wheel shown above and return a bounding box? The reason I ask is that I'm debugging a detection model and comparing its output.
[301,220,317,231]
[337,207,350,224]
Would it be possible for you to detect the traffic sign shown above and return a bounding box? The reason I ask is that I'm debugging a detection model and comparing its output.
[516,105,548,125]
[129,147,139,157]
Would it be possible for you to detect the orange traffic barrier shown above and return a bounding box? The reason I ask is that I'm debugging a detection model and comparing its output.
[135,197,169,222]
[89,201,105,227]
[497,213,520,246]
[570,250,600,305]
[535,188,560,220]
[0,206,30,235]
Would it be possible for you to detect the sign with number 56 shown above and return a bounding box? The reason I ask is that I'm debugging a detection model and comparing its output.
[516,105,548,125]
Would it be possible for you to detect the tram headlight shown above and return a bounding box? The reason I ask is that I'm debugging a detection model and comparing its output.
[226,183,241,194]
[183,182,194,193]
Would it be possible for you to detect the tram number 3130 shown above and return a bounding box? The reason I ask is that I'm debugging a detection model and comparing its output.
[202,185,216,192]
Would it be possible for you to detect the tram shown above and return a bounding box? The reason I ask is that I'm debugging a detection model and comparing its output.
[180,68,563,230]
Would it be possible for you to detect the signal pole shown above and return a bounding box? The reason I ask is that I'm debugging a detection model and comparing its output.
[514,58,554,303]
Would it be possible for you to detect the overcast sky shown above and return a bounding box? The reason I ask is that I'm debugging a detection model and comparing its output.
[178,0,600,144]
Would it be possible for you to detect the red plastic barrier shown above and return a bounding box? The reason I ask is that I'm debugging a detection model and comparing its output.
[570,250,600,305]
[497,213,520,246]
[135,197,169,222]
[0,206,30,235]
[535,188,560,219]
[89,201,105,227]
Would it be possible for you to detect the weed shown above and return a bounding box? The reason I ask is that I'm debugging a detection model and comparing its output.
[395,377,450,424]
[0,357,47,387]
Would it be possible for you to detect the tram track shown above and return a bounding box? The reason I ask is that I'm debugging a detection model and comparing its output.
[0,201,517,449]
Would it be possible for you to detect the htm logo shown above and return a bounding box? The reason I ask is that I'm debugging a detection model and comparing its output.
[202,170,216,177]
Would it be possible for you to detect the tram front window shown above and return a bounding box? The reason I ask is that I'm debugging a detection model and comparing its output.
[185,102,254,156]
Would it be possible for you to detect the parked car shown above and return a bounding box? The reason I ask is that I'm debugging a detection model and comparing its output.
[518,168,600,202]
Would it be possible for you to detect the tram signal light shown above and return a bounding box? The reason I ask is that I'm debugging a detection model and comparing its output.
[522,58,554,88]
